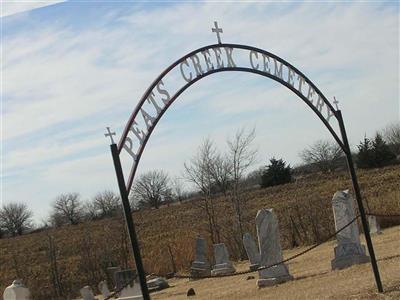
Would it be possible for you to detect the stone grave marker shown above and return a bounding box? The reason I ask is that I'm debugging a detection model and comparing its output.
[256,208,293,287]
[190,236,211,278]
[107,266,121,288]
[147,277,169,292]
[80,285,95,300]
[3,280,30,300]
[243,232,261,271]
[115,269,143,300]
[211,243,236,275]
[98,280,110,299]
[368,215,382,235]
[331,190,370,270]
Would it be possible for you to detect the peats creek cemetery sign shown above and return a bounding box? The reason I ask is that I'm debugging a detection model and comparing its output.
[105,22,383,299]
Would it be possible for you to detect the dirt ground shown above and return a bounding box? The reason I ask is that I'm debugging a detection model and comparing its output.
[151,226,400,300]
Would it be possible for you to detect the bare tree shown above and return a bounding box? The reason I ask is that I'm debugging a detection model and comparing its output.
[382,122,400,155]
[50,193,83,226]
[171,177,186,203]
[131,170,171,209]
[92,190,121,218]
[0,202,33,236]
[184,138,222,244]
[226,127,257,257]
[299,139,344,173]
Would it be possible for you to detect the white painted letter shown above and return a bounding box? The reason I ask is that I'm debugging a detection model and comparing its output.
[224,47,236,67]
[262,54,271,73]
[146,91,162,114]
[249,51,259,70]
[141,108,155,130]
[213,48,225,68]
[190,54,205,77]
[201,49,215,72]
[307,85,315,104]
[157,80,171,105]
[287,67,296,87]
[123,137,137,161]
[297,75,306,94]
[130,120,145,145]
[273,58,284,80]
[180,59,192,83]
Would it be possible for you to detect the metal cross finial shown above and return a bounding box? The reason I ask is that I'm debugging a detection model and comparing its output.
[105,127,116,144]
[212,21,223,44]
[333,97,340,110]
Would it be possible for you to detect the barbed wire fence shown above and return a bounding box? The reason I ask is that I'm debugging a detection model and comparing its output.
[104,212,399,298]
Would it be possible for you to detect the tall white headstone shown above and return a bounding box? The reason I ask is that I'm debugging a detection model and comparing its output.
[3,280,30,300]
[190,236,211,278]
[256,208,293,287]
[211,243,236,275]
[243,232,261,271]
[331,190,370,270]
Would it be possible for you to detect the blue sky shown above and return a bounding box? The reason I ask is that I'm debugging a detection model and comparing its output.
[1,1,399,222]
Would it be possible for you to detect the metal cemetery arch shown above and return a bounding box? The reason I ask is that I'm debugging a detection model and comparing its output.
[108,39,383,299]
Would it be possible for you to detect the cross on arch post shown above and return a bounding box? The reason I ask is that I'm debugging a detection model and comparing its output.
[212,21,223,44]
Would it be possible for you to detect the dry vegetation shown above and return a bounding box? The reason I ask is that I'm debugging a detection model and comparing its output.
[0,166,399,299]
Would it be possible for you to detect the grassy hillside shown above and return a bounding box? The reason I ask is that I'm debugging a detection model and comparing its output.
[1,166,399,299]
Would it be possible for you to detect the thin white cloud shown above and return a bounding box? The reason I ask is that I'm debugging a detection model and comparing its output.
[1,0,66,18]
[2,2,399,220]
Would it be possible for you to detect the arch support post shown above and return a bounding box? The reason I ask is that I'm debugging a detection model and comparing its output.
[336,111,383,293]
[110,143,150,300]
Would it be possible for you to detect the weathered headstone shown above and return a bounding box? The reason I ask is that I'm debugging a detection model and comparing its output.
[115,269,143,300]
[190,236,211,278]
[98,280,110,299]
[80,286,95,300]
[331,190,370,270]
[243,232,261,271]
[256,208,293,287]
[3,280,30,300]
[147,277,169,292]
[368,215,382,235]
[211,243,236,275]
[107,266,121,288]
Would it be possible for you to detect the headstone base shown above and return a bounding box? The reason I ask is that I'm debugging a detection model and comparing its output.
[249,264,260,272]
[211,263,236,276]
[331,243,370,270]
[257,264,293,287]
[368,215,382,235]
[331,254,370,270]
[190,269,211,280]
[257,274,293,287]
[118,296,143,300]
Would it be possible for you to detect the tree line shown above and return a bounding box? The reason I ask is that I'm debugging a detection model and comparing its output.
[1,122,399,238]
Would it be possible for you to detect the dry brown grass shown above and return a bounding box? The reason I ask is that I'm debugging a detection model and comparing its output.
[152,226,400,300]
[0,166,399,299]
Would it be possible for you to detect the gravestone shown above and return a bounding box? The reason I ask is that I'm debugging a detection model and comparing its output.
[147,277,169,292]
[115,269,143,300]
[107,266,121,288]
[243,232,261,271]
[80,286,95,300]
[211,243,236,275]
[98,280,110,299]
[256,208,293,287]
[331,190,370,270]
[368,215,382,235]
[190,236,211,278]
[3,280,30,300]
